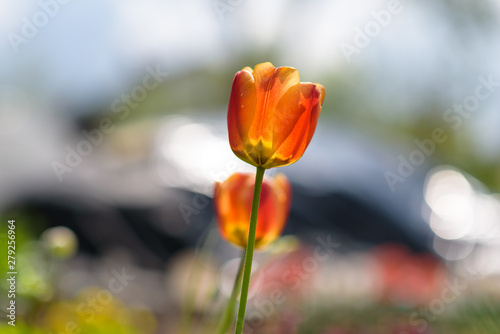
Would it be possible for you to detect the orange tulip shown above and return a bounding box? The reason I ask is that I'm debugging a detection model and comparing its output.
[214,173,292,249]
[228,62,325,169]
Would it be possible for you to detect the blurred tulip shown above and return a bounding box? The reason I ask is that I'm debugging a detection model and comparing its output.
[227,62,325,169]
[214,172,292,249]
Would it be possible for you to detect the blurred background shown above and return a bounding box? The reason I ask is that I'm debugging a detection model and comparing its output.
[1,0,500,333]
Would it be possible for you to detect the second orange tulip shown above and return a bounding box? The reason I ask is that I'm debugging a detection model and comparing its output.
[214,173,292,249]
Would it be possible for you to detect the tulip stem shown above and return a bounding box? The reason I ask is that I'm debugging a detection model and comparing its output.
[234,166,265,334]
[216,249,246,334]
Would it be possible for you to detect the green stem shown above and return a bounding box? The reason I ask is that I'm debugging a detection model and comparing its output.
[234,166,265,334]
[216,250,246,334]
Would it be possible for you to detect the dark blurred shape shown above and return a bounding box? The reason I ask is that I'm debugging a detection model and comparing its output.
[3,115,438,270]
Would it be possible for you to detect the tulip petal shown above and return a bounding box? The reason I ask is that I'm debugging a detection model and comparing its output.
[256,174,292,247]
[214,174,254,247]
[227,69,258,166]
[263,83,323,167]
[241,66,253,74]
[306,84,325,145]
[249,64,301,152]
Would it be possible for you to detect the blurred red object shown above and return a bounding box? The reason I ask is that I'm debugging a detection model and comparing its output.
[372,244,448,305]
[320,328,351,334]
[255,246,316,297]
[392,324,431,334]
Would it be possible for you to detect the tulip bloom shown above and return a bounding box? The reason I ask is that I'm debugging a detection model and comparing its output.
[228,62,325,169]
[214,173,292,249]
